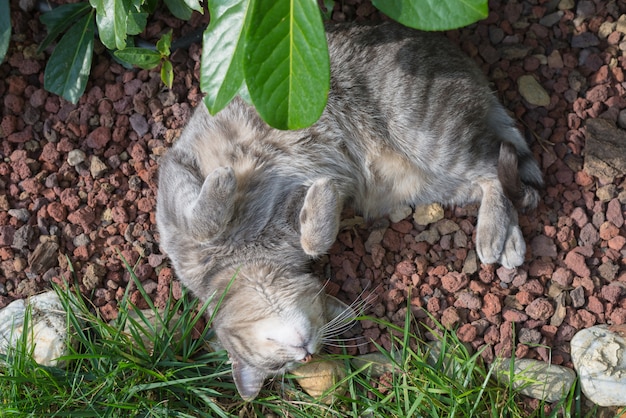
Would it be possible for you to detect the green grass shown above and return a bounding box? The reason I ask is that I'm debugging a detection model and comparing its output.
[0,260,589,417]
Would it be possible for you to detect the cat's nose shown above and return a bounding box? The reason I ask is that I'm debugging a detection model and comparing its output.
[302,353,313,363]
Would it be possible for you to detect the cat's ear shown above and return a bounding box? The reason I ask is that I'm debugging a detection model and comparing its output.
[187,166,237,240]
[231,355,266,401]
[299,178,341,256]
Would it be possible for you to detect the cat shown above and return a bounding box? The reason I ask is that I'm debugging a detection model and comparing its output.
[156,21,543,400]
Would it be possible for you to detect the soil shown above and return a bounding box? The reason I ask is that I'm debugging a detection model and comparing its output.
[1,0,626,412]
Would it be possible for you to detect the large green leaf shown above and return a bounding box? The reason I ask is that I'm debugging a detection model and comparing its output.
[0,0,10,63]
[244,0,329,130]
[44,11,95,104]
[126,11,148,35]
[200,0,252,114]
[183,0,203,14]
[92,0,131,50]
[38,3,92,53]
[372,0,488,31]
[163,0,193,20]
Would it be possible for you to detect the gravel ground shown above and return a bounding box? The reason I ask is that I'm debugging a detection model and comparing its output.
[1,0,626,411]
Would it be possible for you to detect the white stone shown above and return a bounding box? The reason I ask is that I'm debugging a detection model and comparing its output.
[389,205,412,223]
[494,358,576,402]
[413,203,444,225]
[0,291,69,367]
[571,325,626,407]
[291,357,346,403]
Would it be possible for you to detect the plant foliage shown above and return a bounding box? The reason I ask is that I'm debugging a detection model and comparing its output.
[32,0,488,122]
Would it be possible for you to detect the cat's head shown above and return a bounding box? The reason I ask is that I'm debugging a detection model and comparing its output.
[211,265,353,400]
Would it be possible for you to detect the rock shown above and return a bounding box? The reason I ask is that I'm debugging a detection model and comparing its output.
[0,291,69,367]
[89,156,108,178]
[413,203,444,225]
[517,75,551,106]
[570,286,586,308]
[571,325,626,406]
[291,358,347,403]
[436,219,460,235]
[8,208,30,222]
[351,352,400,377]
[617,14,626,35]
[414,228,440,245]
[558,0,575,10]
[28,240,59,274]
[584,119,626,181]
[67,149,86,167]
[571,32,600,48]
[129,113,149,137]
[494,358,576,402]
[389,205,412,223]
[462,249,479,274]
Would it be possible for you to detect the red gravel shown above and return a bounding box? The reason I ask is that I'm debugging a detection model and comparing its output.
[1,0,625,385]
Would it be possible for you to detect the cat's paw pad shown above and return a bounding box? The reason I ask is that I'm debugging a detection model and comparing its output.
[498,225,525,269]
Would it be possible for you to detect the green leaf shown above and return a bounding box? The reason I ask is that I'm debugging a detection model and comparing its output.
[371,0,488,31]
[200,0,252,115]
[44,11,95,104]
[156,30,172,56]
[321,0,334,20]
[92,0,131,50]
[114,47,162,69]
[244,0,330,130]
[183,0,203,14]
[163,0,193,20]
[161,59,173,88]
[0,0,10,63]
[126,11,148,35]
[38,3,92,54]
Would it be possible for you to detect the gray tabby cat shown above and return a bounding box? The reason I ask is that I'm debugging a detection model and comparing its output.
[156,22,543,400]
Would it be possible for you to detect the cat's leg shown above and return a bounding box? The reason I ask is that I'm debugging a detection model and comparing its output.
[300,178,342,256]
[476,179,526,268]
[187,166,237,240]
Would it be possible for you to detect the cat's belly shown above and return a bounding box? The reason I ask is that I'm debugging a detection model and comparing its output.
[356,147,483,217]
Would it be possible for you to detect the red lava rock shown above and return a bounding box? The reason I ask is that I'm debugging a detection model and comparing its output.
[502,307,529,322]
[67,206,96,229]
[395,260,415,276]
[453,290,482,310]
[86,126,112,149]
[525,298,555,320]
[46,202,67,222]
[0,226,15,246]
[515,290,534,306]
[587,296,605,316]
[457,323,478,342]
[441,307,461,329]
[564,250,590,277]
[606,198,624,228]
[608,235,626,251]
[552,267,573,287]
[482,293,502,317]
[441,272,469,293]
[599,221,620,240]
[610,308,626,325]
[600,285,623,304]
[530,234,557,258]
